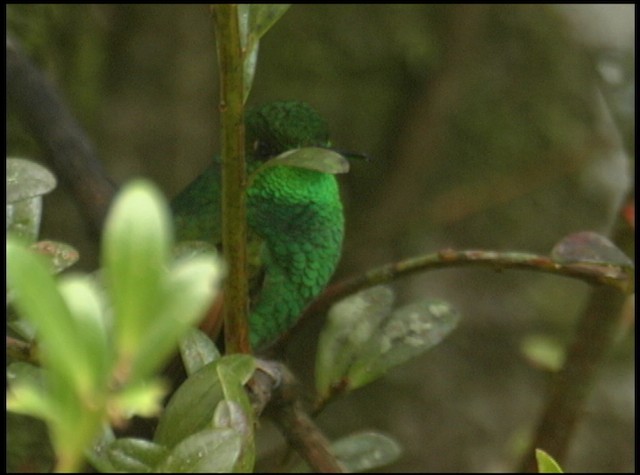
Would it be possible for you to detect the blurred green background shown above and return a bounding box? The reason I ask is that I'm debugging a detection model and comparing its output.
[7,4,634,472]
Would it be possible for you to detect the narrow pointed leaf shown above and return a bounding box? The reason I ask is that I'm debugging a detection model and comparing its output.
[247,4,290,42]
[7,239,86,386]
[535,448,564,473]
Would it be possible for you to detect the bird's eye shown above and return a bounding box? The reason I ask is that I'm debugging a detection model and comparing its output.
[254,140,276,160]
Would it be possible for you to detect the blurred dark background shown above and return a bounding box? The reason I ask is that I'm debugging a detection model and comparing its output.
[7,4,634,472]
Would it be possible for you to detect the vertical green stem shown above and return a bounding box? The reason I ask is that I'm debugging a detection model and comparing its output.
[211,4,251,354]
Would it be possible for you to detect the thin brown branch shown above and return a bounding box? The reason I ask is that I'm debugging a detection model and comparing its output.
[6,35,117,237]
[301,248,633,324]
[248,361,346,473]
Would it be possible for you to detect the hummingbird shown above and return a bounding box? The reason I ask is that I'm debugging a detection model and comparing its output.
[171,101,349,349]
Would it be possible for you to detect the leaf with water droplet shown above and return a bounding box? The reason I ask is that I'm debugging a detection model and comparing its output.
[213,400,254,472]
[106,438,168,473]
[347,299,460,389]
[315,286,394,399]
[155,355,253,449]
[332,431,403,472]
[179,328,221,376]
[551,231,633,269]
[216,357,256,472]
[156,428,241,473]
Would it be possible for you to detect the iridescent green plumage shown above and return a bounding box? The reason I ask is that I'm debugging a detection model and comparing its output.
[171,101,344,348]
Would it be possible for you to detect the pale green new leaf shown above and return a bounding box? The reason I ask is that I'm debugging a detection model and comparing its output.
[129,255,222,381]
[7,239,87,388]
[102,180,171,362]
[535,448,564,473]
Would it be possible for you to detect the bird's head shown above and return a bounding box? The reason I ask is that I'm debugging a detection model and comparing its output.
[245,101,331,162]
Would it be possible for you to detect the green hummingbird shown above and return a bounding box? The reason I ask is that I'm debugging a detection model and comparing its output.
[171,101,349,349]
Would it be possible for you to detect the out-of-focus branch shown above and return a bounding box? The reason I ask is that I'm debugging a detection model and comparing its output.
[519,195,635,472]
[6,34,117,237]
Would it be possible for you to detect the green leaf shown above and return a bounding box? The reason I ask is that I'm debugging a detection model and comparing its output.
[520,334,565,372]
[6,157,57,204]
[332,431,402,472]
[102,180,171,368]
[7,412,55,473]
[238,4,290,101]
[551,231,633,269]
[7,197,43,243]
[7,238,89,391]
[30,240,79,274]
[246,4,290,43]
[6,364,54,422]
[316,286,395,399]
[108,380,166,421]
[157,428,242,473]
[129,254,223,381]
[535,448,564,473]
[179,328,221,376]
[56,274,111,399]
[216,357,257,472]
[347,299,460,389]
[106,438,168,473]
[213,401,254,472]
[154,355,253,449]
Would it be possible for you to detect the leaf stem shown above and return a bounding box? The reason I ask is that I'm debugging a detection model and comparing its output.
[212,5,251,354]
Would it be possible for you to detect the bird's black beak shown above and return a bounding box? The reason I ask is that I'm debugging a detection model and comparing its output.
[329,148,371,162]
